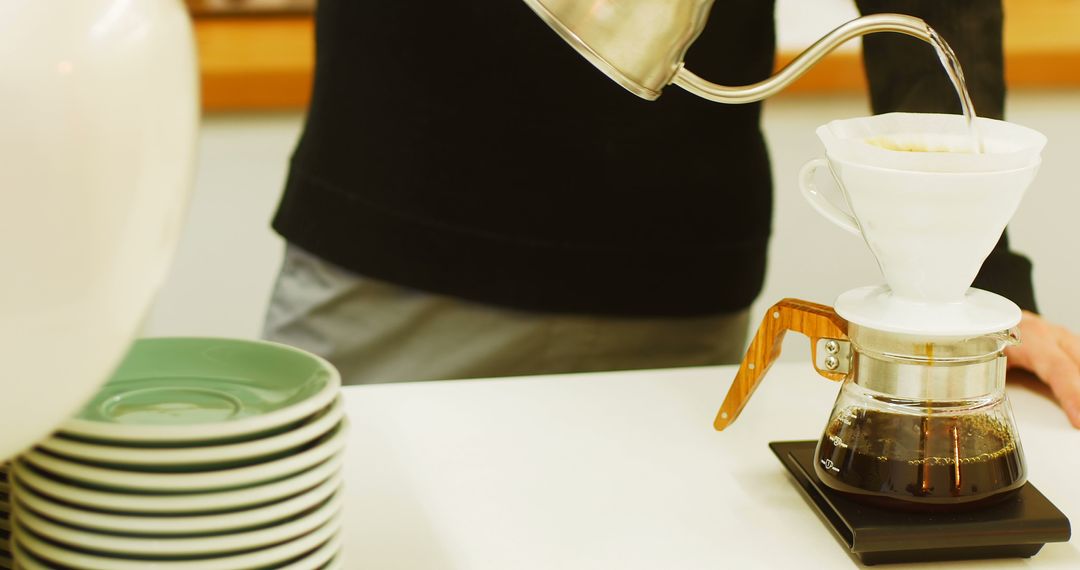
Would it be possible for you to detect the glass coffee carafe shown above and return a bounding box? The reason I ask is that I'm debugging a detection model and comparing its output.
[715,299,1026,511]
[814,320,1025,510]
[711,112,1047,511]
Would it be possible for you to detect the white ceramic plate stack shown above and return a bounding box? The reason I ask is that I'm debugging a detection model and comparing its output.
[7,338,344,570]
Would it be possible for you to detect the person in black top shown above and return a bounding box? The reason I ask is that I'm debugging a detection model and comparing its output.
[263,0,1080,427]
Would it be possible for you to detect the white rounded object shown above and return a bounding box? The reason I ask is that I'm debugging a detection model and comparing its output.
[22,422,347,493]
[835,285,1022,336]
[12,513,342,570]
[817,113,1047,172]
[11,471,341,536]
[0,1,198,462]
[42,398,344,468]
[8,541,40,570]
[12,453,343,514]
[12,491,342,557]
[59,339,342,445]
[800,154,1039,304]
[264,532,341,570]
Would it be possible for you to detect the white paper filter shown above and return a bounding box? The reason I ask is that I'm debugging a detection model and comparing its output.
[816,112,1046,172]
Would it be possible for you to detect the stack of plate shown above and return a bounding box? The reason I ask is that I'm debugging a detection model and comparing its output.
[1,463,9,569]
[7,338,344,569]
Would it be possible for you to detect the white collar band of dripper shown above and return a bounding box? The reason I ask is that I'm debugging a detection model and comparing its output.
[834,284,1022,338]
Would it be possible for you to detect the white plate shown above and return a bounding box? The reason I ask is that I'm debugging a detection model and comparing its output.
[22,420,346,492]
[11,470,341,536]
[11,452,342,515]
[834,285,1022,336]
[8,540,37,570]
[13,490,341,557]
[279,532,341,570]
[13,513,342,570]
[40,398,343,468]
[11,536,341,570]
[60,338,342,445]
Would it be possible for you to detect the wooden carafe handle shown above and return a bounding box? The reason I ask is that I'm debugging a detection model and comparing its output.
[714,299,849,431]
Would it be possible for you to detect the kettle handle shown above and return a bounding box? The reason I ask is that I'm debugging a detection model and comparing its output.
[714,299,848,431]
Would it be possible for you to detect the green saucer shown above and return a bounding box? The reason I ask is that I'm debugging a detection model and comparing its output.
[61,338,340,444]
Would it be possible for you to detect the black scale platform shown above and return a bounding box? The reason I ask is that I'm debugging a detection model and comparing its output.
[770,441,1072,565]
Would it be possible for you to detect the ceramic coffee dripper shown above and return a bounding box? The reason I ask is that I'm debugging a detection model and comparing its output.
[714,114,1047,509]
[800,113,1044,315]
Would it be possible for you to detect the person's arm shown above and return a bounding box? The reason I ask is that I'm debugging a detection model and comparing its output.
[855,0,1080,428]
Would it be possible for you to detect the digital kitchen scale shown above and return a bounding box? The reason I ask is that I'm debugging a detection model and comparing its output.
[770,441,1071,565]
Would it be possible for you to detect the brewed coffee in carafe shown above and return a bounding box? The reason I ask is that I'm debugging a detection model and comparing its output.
[817,409,1025,509]
[809,326,1028,510]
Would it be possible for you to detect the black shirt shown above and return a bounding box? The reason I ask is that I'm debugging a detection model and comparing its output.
[272,0,1037,316]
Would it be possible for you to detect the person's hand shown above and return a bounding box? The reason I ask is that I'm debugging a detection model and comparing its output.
[1005,311,1080,428]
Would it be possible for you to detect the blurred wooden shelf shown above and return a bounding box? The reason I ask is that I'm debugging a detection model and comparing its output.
[772,0,1080,95]
[196,15,314,111]
[195,0,1080,111]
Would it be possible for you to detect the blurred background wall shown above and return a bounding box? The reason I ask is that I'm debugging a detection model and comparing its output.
[145,1,1080,364]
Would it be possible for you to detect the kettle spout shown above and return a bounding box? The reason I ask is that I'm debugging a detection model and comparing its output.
[673,14,933,104]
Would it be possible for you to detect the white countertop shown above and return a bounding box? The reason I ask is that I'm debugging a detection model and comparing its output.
[339,363,1079,569]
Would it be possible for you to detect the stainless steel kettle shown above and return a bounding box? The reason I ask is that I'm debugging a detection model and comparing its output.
[522,0,935,102]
